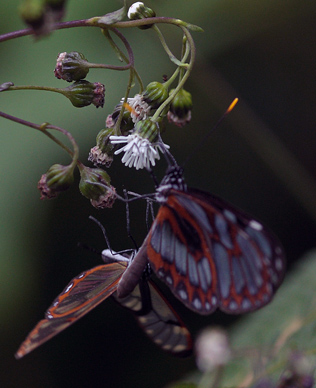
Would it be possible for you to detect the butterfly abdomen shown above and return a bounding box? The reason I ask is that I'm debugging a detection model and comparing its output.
[117,243,148,298]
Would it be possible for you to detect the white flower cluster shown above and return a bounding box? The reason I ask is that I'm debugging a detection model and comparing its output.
[122,94,151,123]
[110,133,169,170]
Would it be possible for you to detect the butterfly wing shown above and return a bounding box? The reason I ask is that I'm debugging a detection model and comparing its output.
[147,188,285,315]
[113,279,192,357]
[15,262,126,359]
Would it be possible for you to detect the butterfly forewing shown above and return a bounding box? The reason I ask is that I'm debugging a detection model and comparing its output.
[113,280,192,356]
[147,187,285,315]
[15,262,126,359]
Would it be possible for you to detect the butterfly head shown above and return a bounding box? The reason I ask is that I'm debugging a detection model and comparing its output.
[101,248,134,264]
[156,165,187,202]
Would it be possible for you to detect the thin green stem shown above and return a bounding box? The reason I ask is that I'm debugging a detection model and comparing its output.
[153,25,188,68]
[179,36,188,81]
[87,62,132,71]
[102,27,143,92]
[152,26,195,121]
[163,36,190,89]
[114,65,136,135]
[6,85,68,96]
[0,111,79,166]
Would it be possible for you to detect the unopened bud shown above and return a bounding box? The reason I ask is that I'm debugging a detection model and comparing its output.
[79,166,116,209]
[142,81,168,109]
[54,51,89,82]
[65,80,105,108]
[19,0,67,36]
[135,118,159,142]
[167,88,193,127]
[38,163,74,199]
[88,127,116,167]
[128,2,156,29]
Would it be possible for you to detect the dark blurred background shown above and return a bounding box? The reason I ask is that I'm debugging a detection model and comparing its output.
[1,1,316,387]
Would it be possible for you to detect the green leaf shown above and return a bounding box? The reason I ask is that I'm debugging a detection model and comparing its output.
[98,1,127,25]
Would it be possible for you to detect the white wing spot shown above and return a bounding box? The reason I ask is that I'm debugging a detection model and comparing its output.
[64,282,74,293]
[249,220,263,231]
[228,300,238,311]
[193,298,202,310]
[166,276,173,285]
[178,289,188,300]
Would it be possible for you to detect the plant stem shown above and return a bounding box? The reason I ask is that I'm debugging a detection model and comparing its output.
[153,25,187,68]
[0,111,79,165]
[152,26,195,121]
[6,85,68,96]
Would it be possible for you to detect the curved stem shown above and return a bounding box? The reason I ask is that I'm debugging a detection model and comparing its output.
[152,26,195,121]
[0,111,79,165]
[163,36,190,89]
[107,27,143,92]
[153,25,187,68]
[45,124,79,168]
[0,17,202,43]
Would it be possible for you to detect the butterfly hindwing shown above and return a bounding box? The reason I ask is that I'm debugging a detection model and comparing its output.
[15,262,126,359]
[113,279,192,356]
[147,187,285,314]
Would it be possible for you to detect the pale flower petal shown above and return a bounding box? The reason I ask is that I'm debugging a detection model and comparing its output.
[110,134,169,170]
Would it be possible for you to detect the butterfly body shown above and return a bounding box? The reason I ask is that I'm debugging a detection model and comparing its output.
[117,166,286,314]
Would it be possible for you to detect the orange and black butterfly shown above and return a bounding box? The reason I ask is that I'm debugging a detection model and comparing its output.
[15,249,192,359]
[117,165,286,315]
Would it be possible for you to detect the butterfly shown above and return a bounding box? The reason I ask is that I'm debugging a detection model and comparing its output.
[117,164,286,315]
[15,248,192,359]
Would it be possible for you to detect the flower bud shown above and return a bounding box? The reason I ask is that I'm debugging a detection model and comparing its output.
[19,0,67,36]
[127,2,156,29]
[135,118,159,143]
[46,0,67,18]
[19,0,46,35]
[167,88,193,127]
[54,51,89,82]
[65,80,105,108]
[142,82,168,109]
[88,127,116,167]
[38,163,74,199]
[79,166,116,209]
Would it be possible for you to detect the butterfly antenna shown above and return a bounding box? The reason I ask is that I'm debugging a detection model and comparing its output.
[183,98,238,167]
[157,132,178,167]
[123,189,139,250]
[145,199,155,232]
[88,215,114,254]
[144,167,159,188]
